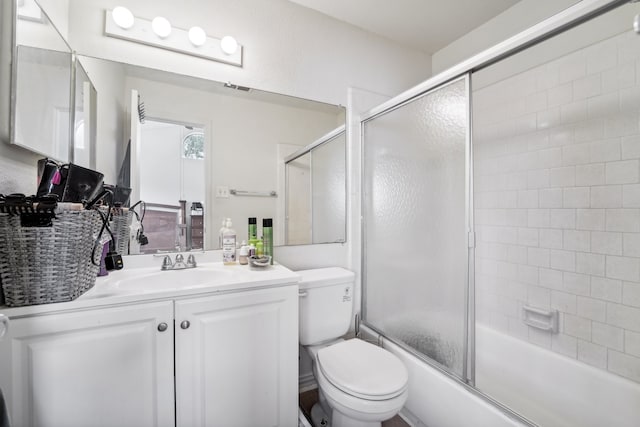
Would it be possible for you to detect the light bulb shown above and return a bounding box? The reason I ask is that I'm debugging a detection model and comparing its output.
[220,36,238,55]
[152,16,172,38]
[188,26,207,47]
[112,6,134,30]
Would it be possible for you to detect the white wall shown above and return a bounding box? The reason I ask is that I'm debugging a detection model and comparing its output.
[431,0,579,75]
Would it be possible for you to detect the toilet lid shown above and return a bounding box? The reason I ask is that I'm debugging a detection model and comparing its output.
[317,339,408,400]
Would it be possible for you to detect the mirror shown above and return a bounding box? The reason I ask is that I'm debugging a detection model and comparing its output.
[72,60,97,169]
[76,55,345,252]
[12,0,74,162]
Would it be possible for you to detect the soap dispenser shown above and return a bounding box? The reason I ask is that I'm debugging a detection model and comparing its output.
[222,219,237,264]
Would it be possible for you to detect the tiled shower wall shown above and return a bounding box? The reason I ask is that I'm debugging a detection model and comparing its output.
[473,30,640,383]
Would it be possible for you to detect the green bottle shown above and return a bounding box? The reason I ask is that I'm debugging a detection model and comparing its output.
[256,238,264,257]
[263,218,273,264]
[248,217,258,246]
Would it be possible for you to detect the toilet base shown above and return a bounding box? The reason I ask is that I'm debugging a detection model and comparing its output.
[311,402,382,427]
[311,403,331,427]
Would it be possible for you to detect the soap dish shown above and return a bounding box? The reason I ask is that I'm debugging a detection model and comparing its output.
[248,255,271,269]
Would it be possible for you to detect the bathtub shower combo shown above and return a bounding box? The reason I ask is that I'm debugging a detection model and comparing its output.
[360,1,640,426]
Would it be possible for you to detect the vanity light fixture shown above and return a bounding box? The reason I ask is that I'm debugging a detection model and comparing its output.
[151,16,172,38]
[104,10,243,67]
[112,6,134,30]
[188,26,207,47]
[220,36,238,55]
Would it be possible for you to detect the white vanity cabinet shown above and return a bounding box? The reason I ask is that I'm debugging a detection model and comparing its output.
[175,285,298,427]
[0,282,299,427]
[0,301,176,427]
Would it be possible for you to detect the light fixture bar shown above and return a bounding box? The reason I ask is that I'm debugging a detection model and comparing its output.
[104,10,242,67]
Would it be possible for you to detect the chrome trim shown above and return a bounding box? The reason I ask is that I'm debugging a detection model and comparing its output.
[359,0,626,124]
[284,124,346,163]
[462,73,471,384]
[467,75,477,387]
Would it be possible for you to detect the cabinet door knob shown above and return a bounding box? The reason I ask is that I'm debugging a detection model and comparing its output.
[180,320,190,330]
[157,322,168,332]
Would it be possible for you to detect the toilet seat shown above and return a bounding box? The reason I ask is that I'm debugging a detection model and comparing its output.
[317,339,409,401]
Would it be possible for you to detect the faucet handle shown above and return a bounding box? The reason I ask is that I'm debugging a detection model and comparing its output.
[186,254,197,268]
[174,253,184,263]
[161,255,173,270]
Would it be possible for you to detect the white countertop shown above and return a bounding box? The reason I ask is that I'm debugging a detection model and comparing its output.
[0,252,300,318]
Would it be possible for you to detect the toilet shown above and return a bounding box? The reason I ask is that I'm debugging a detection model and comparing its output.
[298,267,409,427]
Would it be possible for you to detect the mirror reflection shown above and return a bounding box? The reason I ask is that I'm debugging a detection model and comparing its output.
[76,55,345,252]
[13,0,73,162]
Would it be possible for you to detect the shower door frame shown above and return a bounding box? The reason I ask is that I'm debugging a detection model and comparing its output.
[359,0,629,423]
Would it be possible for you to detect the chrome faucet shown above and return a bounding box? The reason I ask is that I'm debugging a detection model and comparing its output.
[160,253,197,271]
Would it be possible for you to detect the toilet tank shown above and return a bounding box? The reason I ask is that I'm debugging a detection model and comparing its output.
[298,267,356,346]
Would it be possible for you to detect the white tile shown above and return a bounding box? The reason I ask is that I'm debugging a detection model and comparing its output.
[525,91,548,113]
[605,160,640,185]
[528,247,550,268]
[619,86,640,112]
[549,126,574,147]
[563,188,590,208]
[562,144,591,166]
[591,231,623,256]
[605,113,640,138]
[517,151,539,170]
[505,209,528,227]
[537,107,561,130]
[540,228,563,249]
[538,147,563,169]
[606,255,640,282]
[564,314,592,340]
[516,227,538,247]
[575,163,605,186]
[550,166,575,187]
[560,100,587,124]
[608,350,640,383]
[550,209,576,229]
[504,172,528,190]
[508,316,530,340]
[550,249,576,272]
[590,138,621,163]
[527,169,549,189]
[590,185,622,208]
[540,188,563,208]
[576,252,605,277]
[592,322,624,351]
[535,64,560,91]
[577,296,606,322]
[551,290,577,314]
[517,190,539,208]
[622,135,640,160]
[559,50,587,82]
[606,209,640,232]
[607,302,640,332]
[497,261,519,281]
[576,209,605,231]
[587,92,619,118]
[527,285,551,308]
[513,114,538,135]
[552,333,578,358]
[626,330,640,357]
[539,267,563,289]
[591,276,622,303]
[548,82,573,107]
[574,74,601,100]
[506,244,528,264]
[519,264,539,285]
[623,184,640,208]
[578,339,607,369]
[618,34,640,64]
[575,119,605,143]
[602,62,636,92]
[563,272,591,296]
[527,130,550,152]
[623,233,640,257]
[587,39,617,75]
[623,281,640,308]
[563,229,590,252]
[527,209,549,228]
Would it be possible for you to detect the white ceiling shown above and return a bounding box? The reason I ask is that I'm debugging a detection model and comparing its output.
[288,0,522,54]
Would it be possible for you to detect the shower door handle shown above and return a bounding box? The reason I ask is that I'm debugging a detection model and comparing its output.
[298,291,308,297]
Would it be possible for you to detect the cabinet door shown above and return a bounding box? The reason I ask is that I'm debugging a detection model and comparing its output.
[175,286,298,427]
[0,301,175,427]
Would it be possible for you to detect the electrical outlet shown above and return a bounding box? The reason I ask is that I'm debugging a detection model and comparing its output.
[216,186,230,198]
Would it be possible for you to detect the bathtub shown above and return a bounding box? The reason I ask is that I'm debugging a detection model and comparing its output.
[363,323,640,427]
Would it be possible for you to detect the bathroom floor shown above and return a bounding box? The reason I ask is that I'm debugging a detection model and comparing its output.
[299,389,410,427]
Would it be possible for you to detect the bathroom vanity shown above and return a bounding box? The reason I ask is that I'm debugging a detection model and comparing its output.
[0,256,300,427]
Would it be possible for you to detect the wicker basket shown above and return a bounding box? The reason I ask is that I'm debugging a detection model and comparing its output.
[109,209,133,255]
[0,209,102,307]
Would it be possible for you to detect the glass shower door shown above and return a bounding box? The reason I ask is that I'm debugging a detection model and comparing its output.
[362,76,471,378]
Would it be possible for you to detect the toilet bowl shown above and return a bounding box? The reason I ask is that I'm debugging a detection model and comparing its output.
[297,268,409,427]
[310,339,409,427]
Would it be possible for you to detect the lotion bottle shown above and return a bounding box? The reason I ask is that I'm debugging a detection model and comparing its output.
[222,219,237,264]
